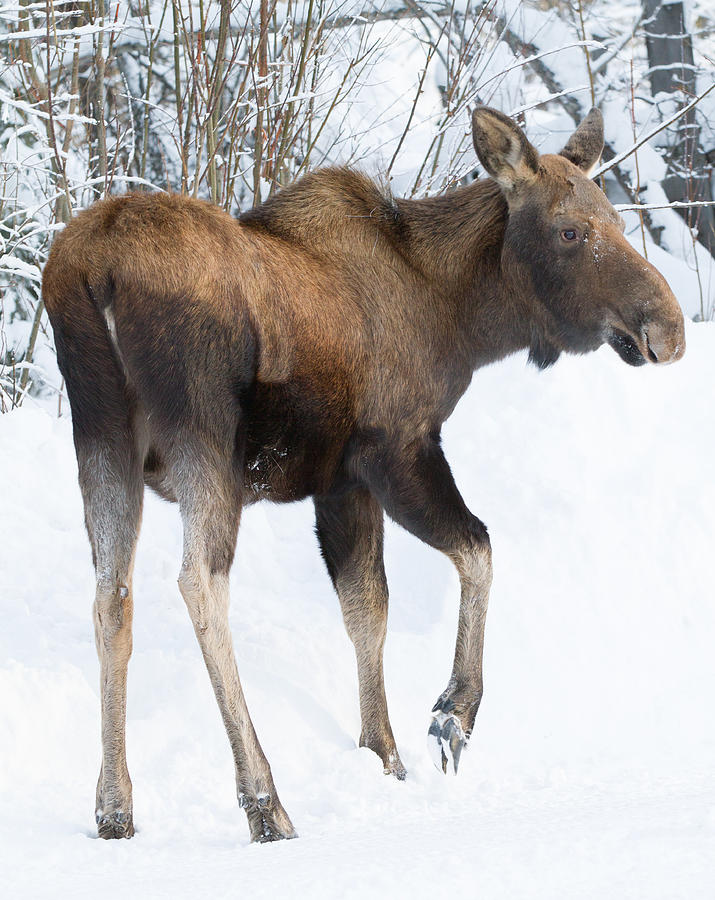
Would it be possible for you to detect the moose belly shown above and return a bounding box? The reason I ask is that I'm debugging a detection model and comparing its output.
[242,379,349,503]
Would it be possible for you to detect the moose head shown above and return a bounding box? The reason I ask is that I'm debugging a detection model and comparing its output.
[472,106,685,368]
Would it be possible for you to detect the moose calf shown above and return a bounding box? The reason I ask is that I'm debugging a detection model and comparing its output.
[43,107,685,842]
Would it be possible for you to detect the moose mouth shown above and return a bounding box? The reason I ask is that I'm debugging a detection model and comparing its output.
[607,328,649,367]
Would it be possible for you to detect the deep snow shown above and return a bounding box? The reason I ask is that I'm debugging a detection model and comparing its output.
[2,322,715,898]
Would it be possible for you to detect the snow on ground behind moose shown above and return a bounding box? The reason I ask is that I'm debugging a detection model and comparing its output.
[2,308,715,898]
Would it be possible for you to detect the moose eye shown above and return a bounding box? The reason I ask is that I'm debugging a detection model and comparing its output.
[560,228,579,242]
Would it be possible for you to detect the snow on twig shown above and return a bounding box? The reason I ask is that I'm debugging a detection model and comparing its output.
[509,86,590,117]
[592,82,715,179]
[475,41,606,93]
[0,20,134,43]
[615,200,715,211]
[0,90,95,125]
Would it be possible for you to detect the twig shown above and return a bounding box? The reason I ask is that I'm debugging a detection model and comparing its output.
[592,82,715,178]
[386,33,442,180]
[615,200,715,211]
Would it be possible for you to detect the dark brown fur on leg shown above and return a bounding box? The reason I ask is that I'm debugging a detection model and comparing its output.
[315,489,405,779]
[357,432,490,772]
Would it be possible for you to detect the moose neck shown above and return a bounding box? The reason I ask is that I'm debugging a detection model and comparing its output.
[240,167,549,372]
[392,180,538,369]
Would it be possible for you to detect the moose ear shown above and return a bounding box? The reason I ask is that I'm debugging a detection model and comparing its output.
[560,108,604,175]
[472,107,540,192]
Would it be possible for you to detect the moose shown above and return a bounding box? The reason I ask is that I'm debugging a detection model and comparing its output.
[43,107,685,843]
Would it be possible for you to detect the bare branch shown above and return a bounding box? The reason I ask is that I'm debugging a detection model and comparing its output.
[592,82,715,178]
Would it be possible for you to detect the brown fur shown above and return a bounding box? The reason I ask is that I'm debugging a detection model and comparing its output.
[42,107,685,841]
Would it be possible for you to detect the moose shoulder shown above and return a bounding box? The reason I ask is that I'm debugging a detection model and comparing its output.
[42,107,685,843]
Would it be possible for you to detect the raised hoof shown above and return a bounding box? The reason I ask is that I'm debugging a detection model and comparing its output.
[96,809,134,839]
[428,710,467,775]
[240,792,297,843]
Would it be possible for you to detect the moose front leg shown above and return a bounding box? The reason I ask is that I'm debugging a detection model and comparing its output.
[361,433,492,774]
[429,539,492,774]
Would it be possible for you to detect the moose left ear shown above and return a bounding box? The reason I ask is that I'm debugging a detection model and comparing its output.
[560,108,604,175]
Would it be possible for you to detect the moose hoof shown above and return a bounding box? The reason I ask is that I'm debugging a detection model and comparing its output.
[428,710,467,775]
[96,809,134,839]
[360,734,407,780]
[240,792,297,843]
[385,753,407,781]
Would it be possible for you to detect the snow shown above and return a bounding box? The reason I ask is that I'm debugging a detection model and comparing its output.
[2,317,715,897]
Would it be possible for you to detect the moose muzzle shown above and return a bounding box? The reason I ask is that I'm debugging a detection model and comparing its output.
[608,299,685,367]
[606,244,686,367]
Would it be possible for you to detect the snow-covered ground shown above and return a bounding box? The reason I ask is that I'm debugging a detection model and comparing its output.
[2,321,715,898]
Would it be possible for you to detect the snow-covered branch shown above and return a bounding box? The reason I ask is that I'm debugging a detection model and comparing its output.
[592,82,715,178]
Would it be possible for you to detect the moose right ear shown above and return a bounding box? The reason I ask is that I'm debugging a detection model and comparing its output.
[472,107,540,192]
[560,108,604,175]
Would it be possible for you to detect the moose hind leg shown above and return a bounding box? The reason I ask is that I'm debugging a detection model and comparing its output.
[79,441,143,839]
[315,489,405,779]
[362,434,492,775]
[175,452,295,842]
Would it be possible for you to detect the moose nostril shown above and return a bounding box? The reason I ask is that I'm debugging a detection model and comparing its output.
[645,335,658,364]
[642,323,685,365]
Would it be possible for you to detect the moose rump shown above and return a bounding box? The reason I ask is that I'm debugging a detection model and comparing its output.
[42,105,685,844]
